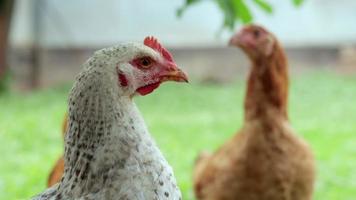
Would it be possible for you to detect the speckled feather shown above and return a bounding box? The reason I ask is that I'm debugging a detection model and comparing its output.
[32,43,181,200]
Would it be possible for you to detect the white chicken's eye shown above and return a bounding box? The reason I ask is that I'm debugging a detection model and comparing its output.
[139,57,153,68]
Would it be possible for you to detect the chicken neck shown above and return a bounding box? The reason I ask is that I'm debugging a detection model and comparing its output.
[58,69,160,196]
[244,46,289,122]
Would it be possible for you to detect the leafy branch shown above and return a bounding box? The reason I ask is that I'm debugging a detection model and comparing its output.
[177,0,304,30]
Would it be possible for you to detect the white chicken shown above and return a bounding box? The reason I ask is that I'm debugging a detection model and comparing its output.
[32,36,188,200]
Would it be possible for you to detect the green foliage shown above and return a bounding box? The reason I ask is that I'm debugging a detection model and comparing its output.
[177,0,304,30]
[293,0,304,6]
[1,72,355,199]
[253,0,273,14]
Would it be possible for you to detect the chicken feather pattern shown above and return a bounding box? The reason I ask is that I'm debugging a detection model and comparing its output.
[33,42,183,200]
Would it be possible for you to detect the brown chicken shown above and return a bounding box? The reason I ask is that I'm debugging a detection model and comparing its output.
[47,113,67,187]
[193,25,315,200]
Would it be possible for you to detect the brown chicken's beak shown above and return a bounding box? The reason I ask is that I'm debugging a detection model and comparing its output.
[228,37,236,46]
[160,67,189,83]
[229,32,242,47]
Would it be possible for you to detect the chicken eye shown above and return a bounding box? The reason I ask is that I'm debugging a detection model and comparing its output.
[139,57,153,68]
[253,29,260,38]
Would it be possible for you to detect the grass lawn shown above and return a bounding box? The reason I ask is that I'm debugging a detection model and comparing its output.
[0,71,355,199]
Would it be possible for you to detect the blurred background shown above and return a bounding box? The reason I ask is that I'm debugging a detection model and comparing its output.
[0,0,356,199]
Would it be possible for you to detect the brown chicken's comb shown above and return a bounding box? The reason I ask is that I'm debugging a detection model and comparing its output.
[144,36,173,62]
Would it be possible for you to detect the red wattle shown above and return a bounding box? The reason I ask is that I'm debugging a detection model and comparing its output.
[118,73,128,87]
[136,82,161,96]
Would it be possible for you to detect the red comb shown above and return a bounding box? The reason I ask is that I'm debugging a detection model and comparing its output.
[144,36,173,62]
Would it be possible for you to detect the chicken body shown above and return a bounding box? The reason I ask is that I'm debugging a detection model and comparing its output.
[194,25,315,200]
[33,37,187,200]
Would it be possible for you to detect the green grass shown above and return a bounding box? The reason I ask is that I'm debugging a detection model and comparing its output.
[0,71,356,200]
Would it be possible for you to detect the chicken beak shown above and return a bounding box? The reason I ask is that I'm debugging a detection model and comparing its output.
[229,32,238,46]
[229,32,243,47]
[228,37,236,46]
[160,68,189,83]
[159,62,188,83]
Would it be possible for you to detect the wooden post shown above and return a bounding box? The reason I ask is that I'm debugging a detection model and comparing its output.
[0,0,14,81]
[29,0,43,88]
